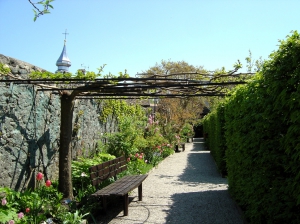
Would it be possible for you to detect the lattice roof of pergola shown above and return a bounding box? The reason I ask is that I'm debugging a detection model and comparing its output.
[1,71,252,98]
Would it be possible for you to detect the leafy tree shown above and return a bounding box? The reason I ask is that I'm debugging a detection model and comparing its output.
[141,60,207,137]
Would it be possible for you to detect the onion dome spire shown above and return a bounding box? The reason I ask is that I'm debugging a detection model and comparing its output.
[56,29,71,73]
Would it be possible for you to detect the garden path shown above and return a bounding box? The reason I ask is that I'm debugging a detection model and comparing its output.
[96,138,244,224]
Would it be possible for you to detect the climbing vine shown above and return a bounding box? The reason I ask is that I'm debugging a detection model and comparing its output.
[29,65,107,80]
[98,98,145,123]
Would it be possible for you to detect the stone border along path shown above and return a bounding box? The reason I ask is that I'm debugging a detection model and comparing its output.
[96,138,244,224]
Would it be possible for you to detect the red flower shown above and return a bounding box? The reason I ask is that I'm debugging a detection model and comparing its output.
[45,180,51,187]
[127,157,130,162]
[25,208,30,213]
[36,172,43,181]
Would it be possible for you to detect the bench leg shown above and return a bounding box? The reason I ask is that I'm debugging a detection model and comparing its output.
[182,144,185,151]
[123,193,129,216]
[102,196,107,214]
[138,183,143,201]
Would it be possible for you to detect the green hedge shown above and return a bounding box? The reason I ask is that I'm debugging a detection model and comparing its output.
[203,31,300,223]
[203,102,227,176]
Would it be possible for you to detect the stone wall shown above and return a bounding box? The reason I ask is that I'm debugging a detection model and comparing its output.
[0,54,117,191]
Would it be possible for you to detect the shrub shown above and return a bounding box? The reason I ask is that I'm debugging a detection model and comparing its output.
[179,123,194,139]
[104,116,146,158]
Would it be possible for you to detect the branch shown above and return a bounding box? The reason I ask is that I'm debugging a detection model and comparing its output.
[28,0,42,13]
[28,0,54,21]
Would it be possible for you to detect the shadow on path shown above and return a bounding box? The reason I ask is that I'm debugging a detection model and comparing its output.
[178,138,227,185]
[164,138,243,224]
[165,191,243,224]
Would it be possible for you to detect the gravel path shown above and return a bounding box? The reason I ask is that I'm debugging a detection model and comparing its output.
[96,138,244,224]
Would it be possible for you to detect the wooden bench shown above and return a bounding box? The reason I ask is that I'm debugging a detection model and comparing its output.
[89,156,148,216]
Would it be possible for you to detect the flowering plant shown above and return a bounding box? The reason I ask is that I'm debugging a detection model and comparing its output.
[160,143,174,158]
[0,189,19,223]
[0,171,91,224]
[126,153,148,174]
[0,172,64,224]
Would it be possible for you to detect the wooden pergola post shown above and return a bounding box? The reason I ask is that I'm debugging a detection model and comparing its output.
[58,91,76,199]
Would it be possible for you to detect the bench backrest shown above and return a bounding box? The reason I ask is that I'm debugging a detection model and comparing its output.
[89,156,127,186]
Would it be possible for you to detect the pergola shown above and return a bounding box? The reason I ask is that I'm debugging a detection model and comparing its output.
[1,70,251,198]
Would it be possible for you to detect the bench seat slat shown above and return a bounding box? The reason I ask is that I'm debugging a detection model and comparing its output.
[92,174,148,197]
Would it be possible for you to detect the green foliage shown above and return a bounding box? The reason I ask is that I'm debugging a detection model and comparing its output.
[160,122,179,145]
[74,70,97,80]
[27,64,131,82]
[160,144,175,158]
[137,114,174,163]
[72,153,115,201]
[31,0,55,21]
[204,31,300,223]
[0,63,11,75]
[143,59,205,77]
[179,123,195,139]
[60,210,89,224]
[245,50,264,73]
[98,98,145,123]
[102,113,174,169]
[0,183,70,224]
[0,187,19,223]
[103,116,146,158]
[29,64,108,80]
[29,69,99,80]
[0,208,18,224]
[203,101,227,176]
[126,153,150,175]
[30,70,72,79]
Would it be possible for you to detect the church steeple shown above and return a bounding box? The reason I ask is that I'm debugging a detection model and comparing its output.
[56,29,71,73]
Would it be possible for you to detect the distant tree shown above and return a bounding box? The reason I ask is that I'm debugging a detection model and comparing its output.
[28,0,54,21]
[142,60,207,135]
[142,60,248,125]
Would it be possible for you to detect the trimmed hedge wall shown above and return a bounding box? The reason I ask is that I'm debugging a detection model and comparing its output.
[203,31,300,223]
[203,103,227,176]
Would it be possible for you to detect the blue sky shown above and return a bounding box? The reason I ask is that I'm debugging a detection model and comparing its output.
[1,1,300,76]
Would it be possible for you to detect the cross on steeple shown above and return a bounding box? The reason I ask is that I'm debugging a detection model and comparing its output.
[62,29,69,42]
[56,29,71,73]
